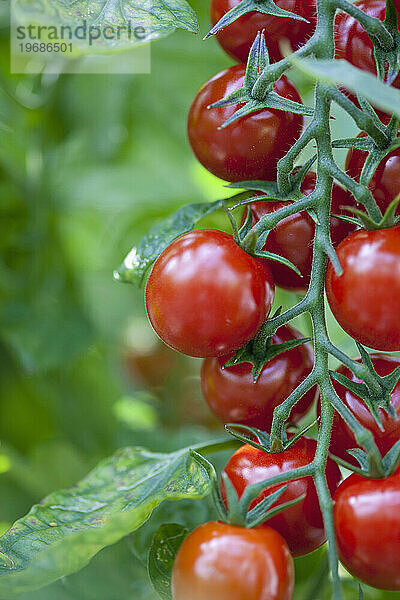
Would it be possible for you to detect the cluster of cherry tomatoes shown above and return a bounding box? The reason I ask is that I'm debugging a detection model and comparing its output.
[143,1,400,598]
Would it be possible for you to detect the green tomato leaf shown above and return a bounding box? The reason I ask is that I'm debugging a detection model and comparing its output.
[114,199,225,286]
[289,56,400,118]
[0,446,210,597]
[148,523,189,600]
[13,0,199,55]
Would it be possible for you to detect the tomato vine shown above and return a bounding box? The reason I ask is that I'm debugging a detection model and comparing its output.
[211,2,400,597]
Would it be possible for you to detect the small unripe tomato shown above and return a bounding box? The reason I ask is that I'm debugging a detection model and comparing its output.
[145,229,275,358]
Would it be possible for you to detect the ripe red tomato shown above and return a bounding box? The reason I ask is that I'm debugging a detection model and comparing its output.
[145,229,275,358]
[171,521,294,600]
[210,0,317,64]
[346,127,400,216]
[320,355,400,465]
[222,440,342,556]
[201,324,316,430]
[245,173,356,291]
[334,470,400,590]
[325,227,400,351]
[187,65,304,182]
[334,0,400,115]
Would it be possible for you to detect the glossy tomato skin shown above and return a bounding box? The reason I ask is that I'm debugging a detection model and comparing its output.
[334,470,400,590]
[222,440,342,556]
[335,0,400,115]
[145,229,275,358]
[246,173,356,291]
[187,65,304,182]
[328,356,400,465]
[171,521,294,600]
[201,325,316,430]
[326,227,400,351]
[346,128,400,216]
[210,0,316,64]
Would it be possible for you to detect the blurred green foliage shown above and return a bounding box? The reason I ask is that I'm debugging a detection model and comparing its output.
[0,0,399,598]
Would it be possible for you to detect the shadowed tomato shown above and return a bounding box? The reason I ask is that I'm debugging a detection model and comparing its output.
[187,64,304,182]
[222,440,342,556]
[245,173,356,291]
[171,521,294,600]
[145,229,275,358]
[334,470,400,590]
[210,0,317,64]
[201,325,316,430]
[326,227,400,351]
[346,127,400,216]
[334,0,400,117]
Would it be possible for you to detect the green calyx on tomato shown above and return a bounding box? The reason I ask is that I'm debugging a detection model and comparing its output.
[222,316,312,382]
[221,440,342,557]
[187,33,309,183]
[191,449,306,531]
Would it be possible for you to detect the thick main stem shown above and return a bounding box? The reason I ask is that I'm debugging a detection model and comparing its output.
[302,1,343,597]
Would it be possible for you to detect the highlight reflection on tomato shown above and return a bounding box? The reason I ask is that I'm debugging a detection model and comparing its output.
[171,521,295,600]
[145,229,275,358]
[334,470,400,590]
[325,226,400,351]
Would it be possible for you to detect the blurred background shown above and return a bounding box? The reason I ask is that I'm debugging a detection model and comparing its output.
[1,0,399,598]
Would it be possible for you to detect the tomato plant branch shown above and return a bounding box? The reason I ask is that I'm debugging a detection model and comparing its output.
[322,339,383,395]
[270,372,319,440]
[326,161,383,219]
[244,0,396,594]
[243,195,316,243]
[325,87,390,147]
[277,125,318,195]
[332,0,394,50]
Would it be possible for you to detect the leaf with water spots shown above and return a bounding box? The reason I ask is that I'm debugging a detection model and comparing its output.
[0,446,210,597]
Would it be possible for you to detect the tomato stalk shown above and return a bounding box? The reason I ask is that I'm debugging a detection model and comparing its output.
[333,0,395,49]
[239,1,398,597]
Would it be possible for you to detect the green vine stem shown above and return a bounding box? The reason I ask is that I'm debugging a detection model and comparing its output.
[233,0,399,597]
